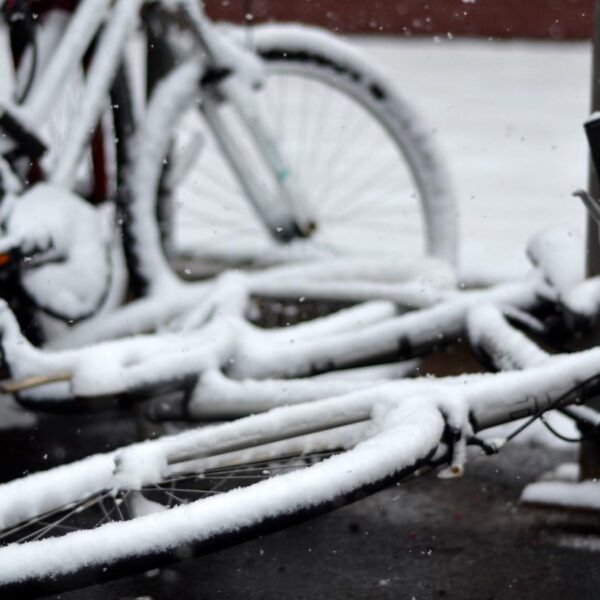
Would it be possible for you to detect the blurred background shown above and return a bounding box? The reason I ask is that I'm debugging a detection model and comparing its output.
[204,0,593,39]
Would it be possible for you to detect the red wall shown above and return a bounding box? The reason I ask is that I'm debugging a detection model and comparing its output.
[204,0,594,40]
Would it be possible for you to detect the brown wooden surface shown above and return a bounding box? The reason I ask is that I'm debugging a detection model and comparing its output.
[205,0,594,40]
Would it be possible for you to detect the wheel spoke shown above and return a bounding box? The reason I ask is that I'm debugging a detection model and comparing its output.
[18,492,110,544]
[175,59,429,260]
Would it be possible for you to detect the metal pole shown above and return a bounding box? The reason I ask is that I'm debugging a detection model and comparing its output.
[587,2,600,277]
[581,0,600,480]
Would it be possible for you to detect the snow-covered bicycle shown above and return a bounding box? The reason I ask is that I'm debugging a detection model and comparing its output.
[1,284,600,596]
[0,216,594,594]
[0,0,456,337]
[6,1,600,596]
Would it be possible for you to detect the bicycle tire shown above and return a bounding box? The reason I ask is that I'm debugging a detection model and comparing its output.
[173,24,457,270]
[0,398,445,596]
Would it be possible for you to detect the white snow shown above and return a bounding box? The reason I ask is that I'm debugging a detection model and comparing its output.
[522,479,600,510]
[540,462,580,482]
[563,275,600,318]
[127,58,203,294]
[467,303,549,371]
[1,184,114,321]
[50,0,145,188]
[317,37,590,281]
[526,227,585,299]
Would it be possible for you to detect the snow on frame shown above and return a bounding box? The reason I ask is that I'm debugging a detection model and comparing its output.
[2,275,600,581]
[0,271,539,401]
[0,216,584,411]
[0,399,445,583]
[1,337,600,582]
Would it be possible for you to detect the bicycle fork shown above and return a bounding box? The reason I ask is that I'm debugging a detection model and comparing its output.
[201,87,317,243]
[180,2,316,243]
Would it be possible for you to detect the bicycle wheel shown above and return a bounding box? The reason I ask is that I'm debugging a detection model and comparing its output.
[0,397,445,596]
[173,24,456,271]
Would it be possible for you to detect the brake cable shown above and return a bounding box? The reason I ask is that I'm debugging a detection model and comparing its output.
[503,372,600,444]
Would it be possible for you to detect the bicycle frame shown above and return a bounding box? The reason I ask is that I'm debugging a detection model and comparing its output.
[0,265,539,401]
[0,16,14,106]
[0,0,313,241]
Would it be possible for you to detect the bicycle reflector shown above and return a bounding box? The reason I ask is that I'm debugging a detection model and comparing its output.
[0,253,13,272]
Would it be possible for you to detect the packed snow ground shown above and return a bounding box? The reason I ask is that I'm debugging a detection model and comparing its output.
[350,37,590,280]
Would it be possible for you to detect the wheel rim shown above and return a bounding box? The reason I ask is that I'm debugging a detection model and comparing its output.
[174,61,427,266]
[0,450,341,547]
